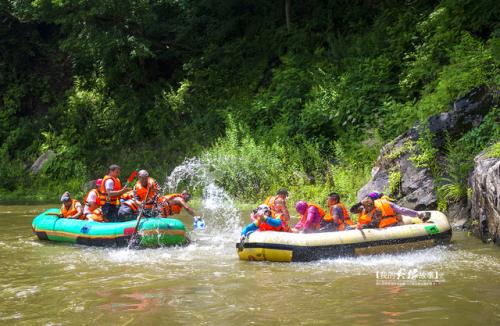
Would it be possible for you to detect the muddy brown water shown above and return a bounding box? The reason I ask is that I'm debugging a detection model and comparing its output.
[1,204,499,325]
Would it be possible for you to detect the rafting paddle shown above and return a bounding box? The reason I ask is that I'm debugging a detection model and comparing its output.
[128,185,152,248]
[124,168,139,188]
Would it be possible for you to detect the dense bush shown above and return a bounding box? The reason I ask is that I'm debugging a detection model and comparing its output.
[1,0,499,204]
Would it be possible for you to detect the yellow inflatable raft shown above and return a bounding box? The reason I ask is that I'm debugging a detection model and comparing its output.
[236,211,452,262]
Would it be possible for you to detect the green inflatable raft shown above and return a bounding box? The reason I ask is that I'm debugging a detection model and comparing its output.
[32,209,188,248]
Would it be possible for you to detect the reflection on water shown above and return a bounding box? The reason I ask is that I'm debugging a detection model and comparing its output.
[1,204,500,325]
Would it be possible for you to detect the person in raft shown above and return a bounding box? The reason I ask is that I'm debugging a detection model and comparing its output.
[262,188,291,231]
[117,197,141,221]
[82,179,106,222]
[85,201,106,222]
[133,169,160,217]
[156,190,201,222]
[319,192,354,232]
[59,192,83,219]
[292,201,326,233]
[100,164,131,222]
[240,204,284,240]
[356,193,430,229]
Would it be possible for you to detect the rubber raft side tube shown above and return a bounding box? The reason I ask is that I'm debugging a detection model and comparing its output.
[32,209,187,247]
[237,211,452,262]
[238,229,452,262]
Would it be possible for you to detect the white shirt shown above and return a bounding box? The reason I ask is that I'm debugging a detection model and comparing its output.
[86,190,97,204]
[105,179,115,192]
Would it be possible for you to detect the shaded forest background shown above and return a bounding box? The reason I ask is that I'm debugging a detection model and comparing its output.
[1,0,499,205]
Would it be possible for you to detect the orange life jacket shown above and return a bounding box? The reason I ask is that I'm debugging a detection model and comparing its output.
[121,190,134,201]
[60,199,82,219]
[122,199,139,212]
[358,199,399,228]
[83,189,102,207]
[157,194,183,217]
[358,209,375,226]
[86,208,106,222]
[299,203,325,230]
[324,202,353,230]
[375,198,399,228]
[100,175,122,205]
[134,177,158,209]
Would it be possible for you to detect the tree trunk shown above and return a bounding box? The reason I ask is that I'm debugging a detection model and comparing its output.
[285,0,291,31]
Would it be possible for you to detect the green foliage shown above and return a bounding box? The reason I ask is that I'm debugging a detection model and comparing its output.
[437,180,467,211]
[416,33,498,117]
[202,117,324,201]
[436,108,500,210]
[384,140,415,161]
[483,141,500,158]
[1,0,499,204]
[388,169,402,197]
[409,127,439,170]
[201,116,371,205]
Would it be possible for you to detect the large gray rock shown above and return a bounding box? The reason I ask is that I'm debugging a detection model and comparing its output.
[357,127,437,210]
[447,200,470,229]
[469,152,500,245]
[30,150,56,174]
[358,86,497,214]
[428,86,495,148]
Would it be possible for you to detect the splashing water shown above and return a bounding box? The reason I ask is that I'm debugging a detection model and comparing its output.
[164,158,211,192]
[163,157,241,235]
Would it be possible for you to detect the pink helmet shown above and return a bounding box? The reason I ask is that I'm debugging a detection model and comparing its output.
[95,178,103,188]
[295,201,308,214]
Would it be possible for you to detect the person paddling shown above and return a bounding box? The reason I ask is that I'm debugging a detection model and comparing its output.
[133,170,160,217]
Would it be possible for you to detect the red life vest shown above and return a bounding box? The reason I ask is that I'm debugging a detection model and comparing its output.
[358,209,374,226]
[100,175,122,205]
[255,215,284,232]
[121,190,134,201]
[263,195,290,230]
[60,199,82,218]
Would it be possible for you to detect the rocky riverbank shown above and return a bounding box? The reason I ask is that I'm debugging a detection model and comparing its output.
[358,86,500,245]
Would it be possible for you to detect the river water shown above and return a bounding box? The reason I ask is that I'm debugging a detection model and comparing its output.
[1,204,500,325]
